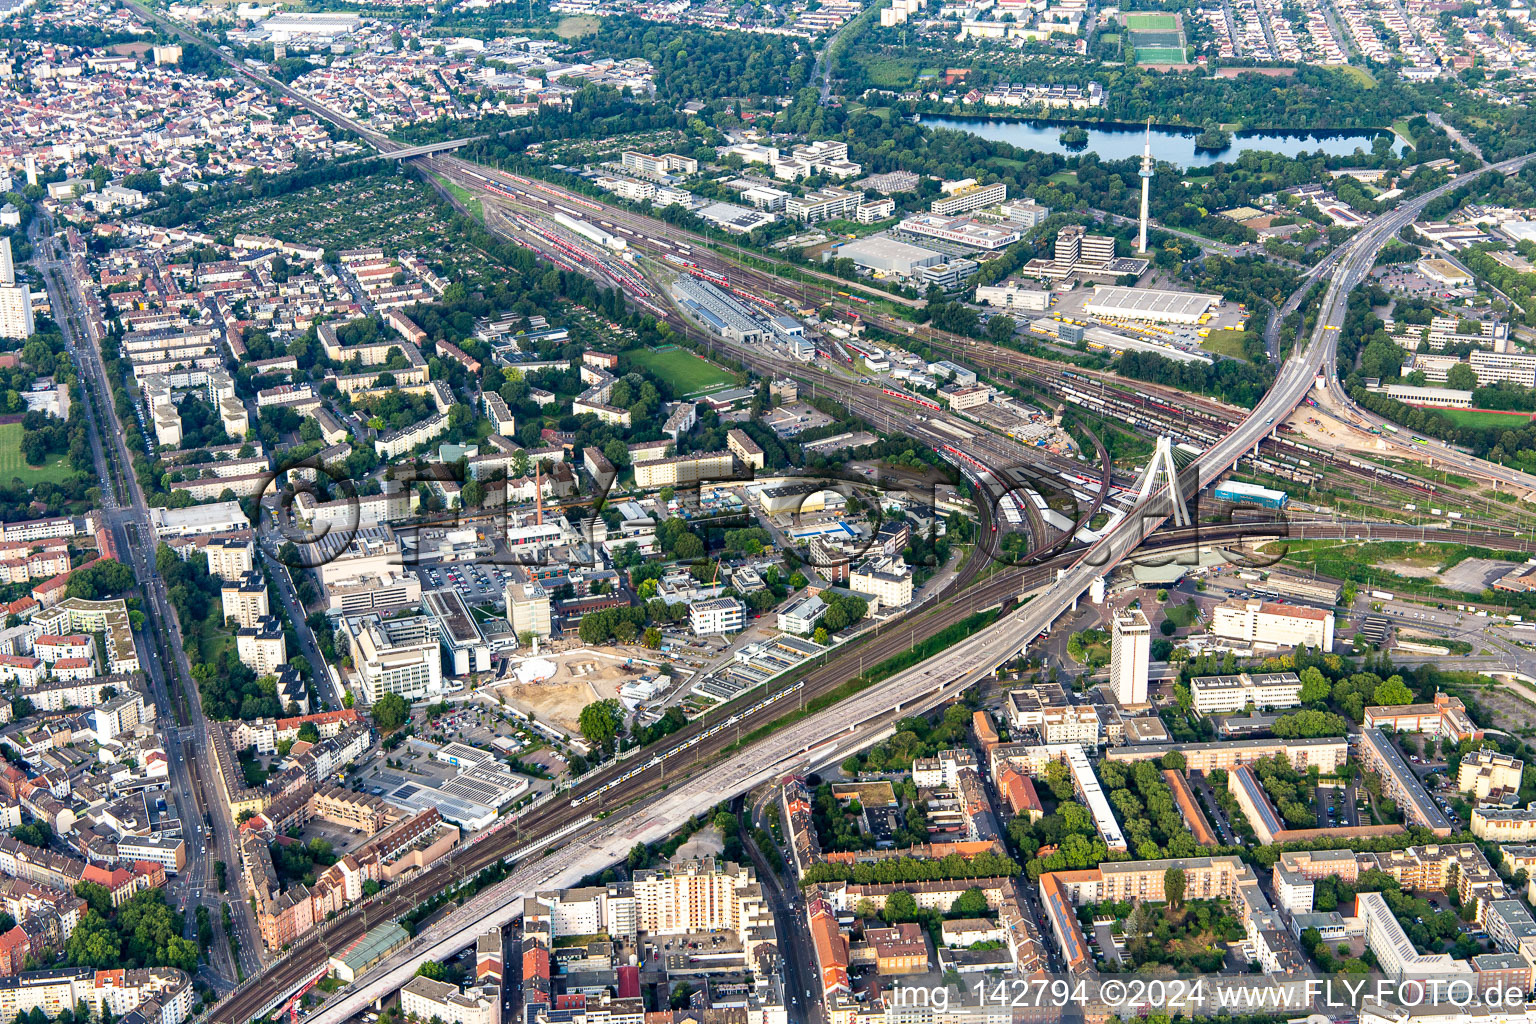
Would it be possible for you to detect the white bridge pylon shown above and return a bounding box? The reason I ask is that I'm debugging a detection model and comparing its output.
[1133,435,1192,528]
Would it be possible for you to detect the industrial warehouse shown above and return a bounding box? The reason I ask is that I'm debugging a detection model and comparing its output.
[1083,285,1224,324]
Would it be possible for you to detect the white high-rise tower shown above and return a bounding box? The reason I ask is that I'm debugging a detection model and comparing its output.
[24,155,36,188]
[1137,118,1154,254]
[0,237,12,286]
[1110,608,1151,706]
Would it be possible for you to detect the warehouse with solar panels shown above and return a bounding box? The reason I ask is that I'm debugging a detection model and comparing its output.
[1084,285,1222,324]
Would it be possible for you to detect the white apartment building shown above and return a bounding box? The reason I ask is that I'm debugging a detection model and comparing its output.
[850,557,912,608]
[400,977,497,1024]
[34,597,140,674]
[1188,671,1304,714]
[1211,598,1334,650]
[931,181,1007,216]
[1459,749,1524,799]
[236,616,287,676]
[1356,890,1470,980]
[1038,705,1102,745]
[632,858,773,937]
[0,284,34,340]
[375,411,449,460]
[220,571,269,629]
[633,450,734,489]
[1472,807,1536,842]
[690,597,745,636]
[1110,608,1150,706]
[343,613,444,703]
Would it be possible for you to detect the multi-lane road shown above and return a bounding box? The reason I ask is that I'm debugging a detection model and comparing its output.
[34,226,267,983]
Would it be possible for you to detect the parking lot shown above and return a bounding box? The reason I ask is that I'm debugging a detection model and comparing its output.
[416,560,511,607]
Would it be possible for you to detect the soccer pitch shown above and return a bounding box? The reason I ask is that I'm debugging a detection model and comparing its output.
[625,346,735,397]
[1136,46,1187,63]
[1125,12,1179,30]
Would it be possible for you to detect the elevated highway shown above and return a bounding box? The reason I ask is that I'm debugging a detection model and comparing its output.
[270,516,1536,1024]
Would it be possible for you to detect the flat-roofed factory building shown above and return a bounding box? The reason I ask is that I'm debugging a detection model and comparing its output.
[1084,286,1223,324]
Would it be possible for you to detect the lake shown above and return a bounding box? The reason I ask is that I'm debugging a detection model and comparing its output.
[919,115,1400,166]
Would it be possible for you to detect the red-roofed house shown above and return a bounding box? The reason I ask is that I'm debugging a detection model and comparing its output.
[0,926,28,975]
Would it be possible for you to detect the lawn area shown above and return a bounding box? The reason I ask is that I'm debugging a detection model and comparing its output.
[1048,170,1078,185]
[0,421,75,488]
[1438,408,1534,429]
[626,346,735,397]
[1164,600,1200,628]
[1199,331,1250,360]
[1337,65,1377,88]
[555,15,600,37]
[1125,12,1179,30]
[436,174,483,222]
[1136,46,1187,64]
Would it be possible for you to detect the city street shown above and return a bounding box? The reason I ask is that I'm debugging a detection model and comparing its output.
[37,222,266,981]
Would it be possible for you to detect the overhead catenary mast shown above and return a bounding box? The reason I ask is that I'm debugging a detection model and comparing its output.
[1138,117,1154,254]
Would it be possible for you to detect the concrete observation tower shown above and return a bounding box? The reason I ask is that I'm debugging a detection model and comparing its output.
[1137,118,1154,254]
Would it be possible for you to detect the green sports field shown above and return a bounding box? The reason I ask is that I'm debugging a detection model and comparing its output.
[1438,408,1535,429]
[626,346,735,397]
[1125,12,1179,30]
[0,421,75,487]
[1136,46,1188,63]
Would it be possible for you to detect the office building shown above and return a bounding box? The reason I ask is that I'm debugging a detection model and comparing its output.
[505,581,552,638]
[400,977,498,1024]
[424,591,490,677]
[1363,690,1482,742]
[343,614,443,703]
[1188,672,1303,714]
[1211,598,1334,650]
[786,187,861,224]
[1110,608,1150,706]
[690,597,744,636]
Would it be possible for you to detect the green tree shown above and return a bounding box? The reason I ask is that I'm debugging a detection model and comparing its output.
[578,699,624,749]
[882,890,918,923]
[1165,867,1186,908]
[1299,665,1331,703]
[950,887,989,917]
[371,693,410,732]
[1445,363,1478,390]
[1373,677,1415,706]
